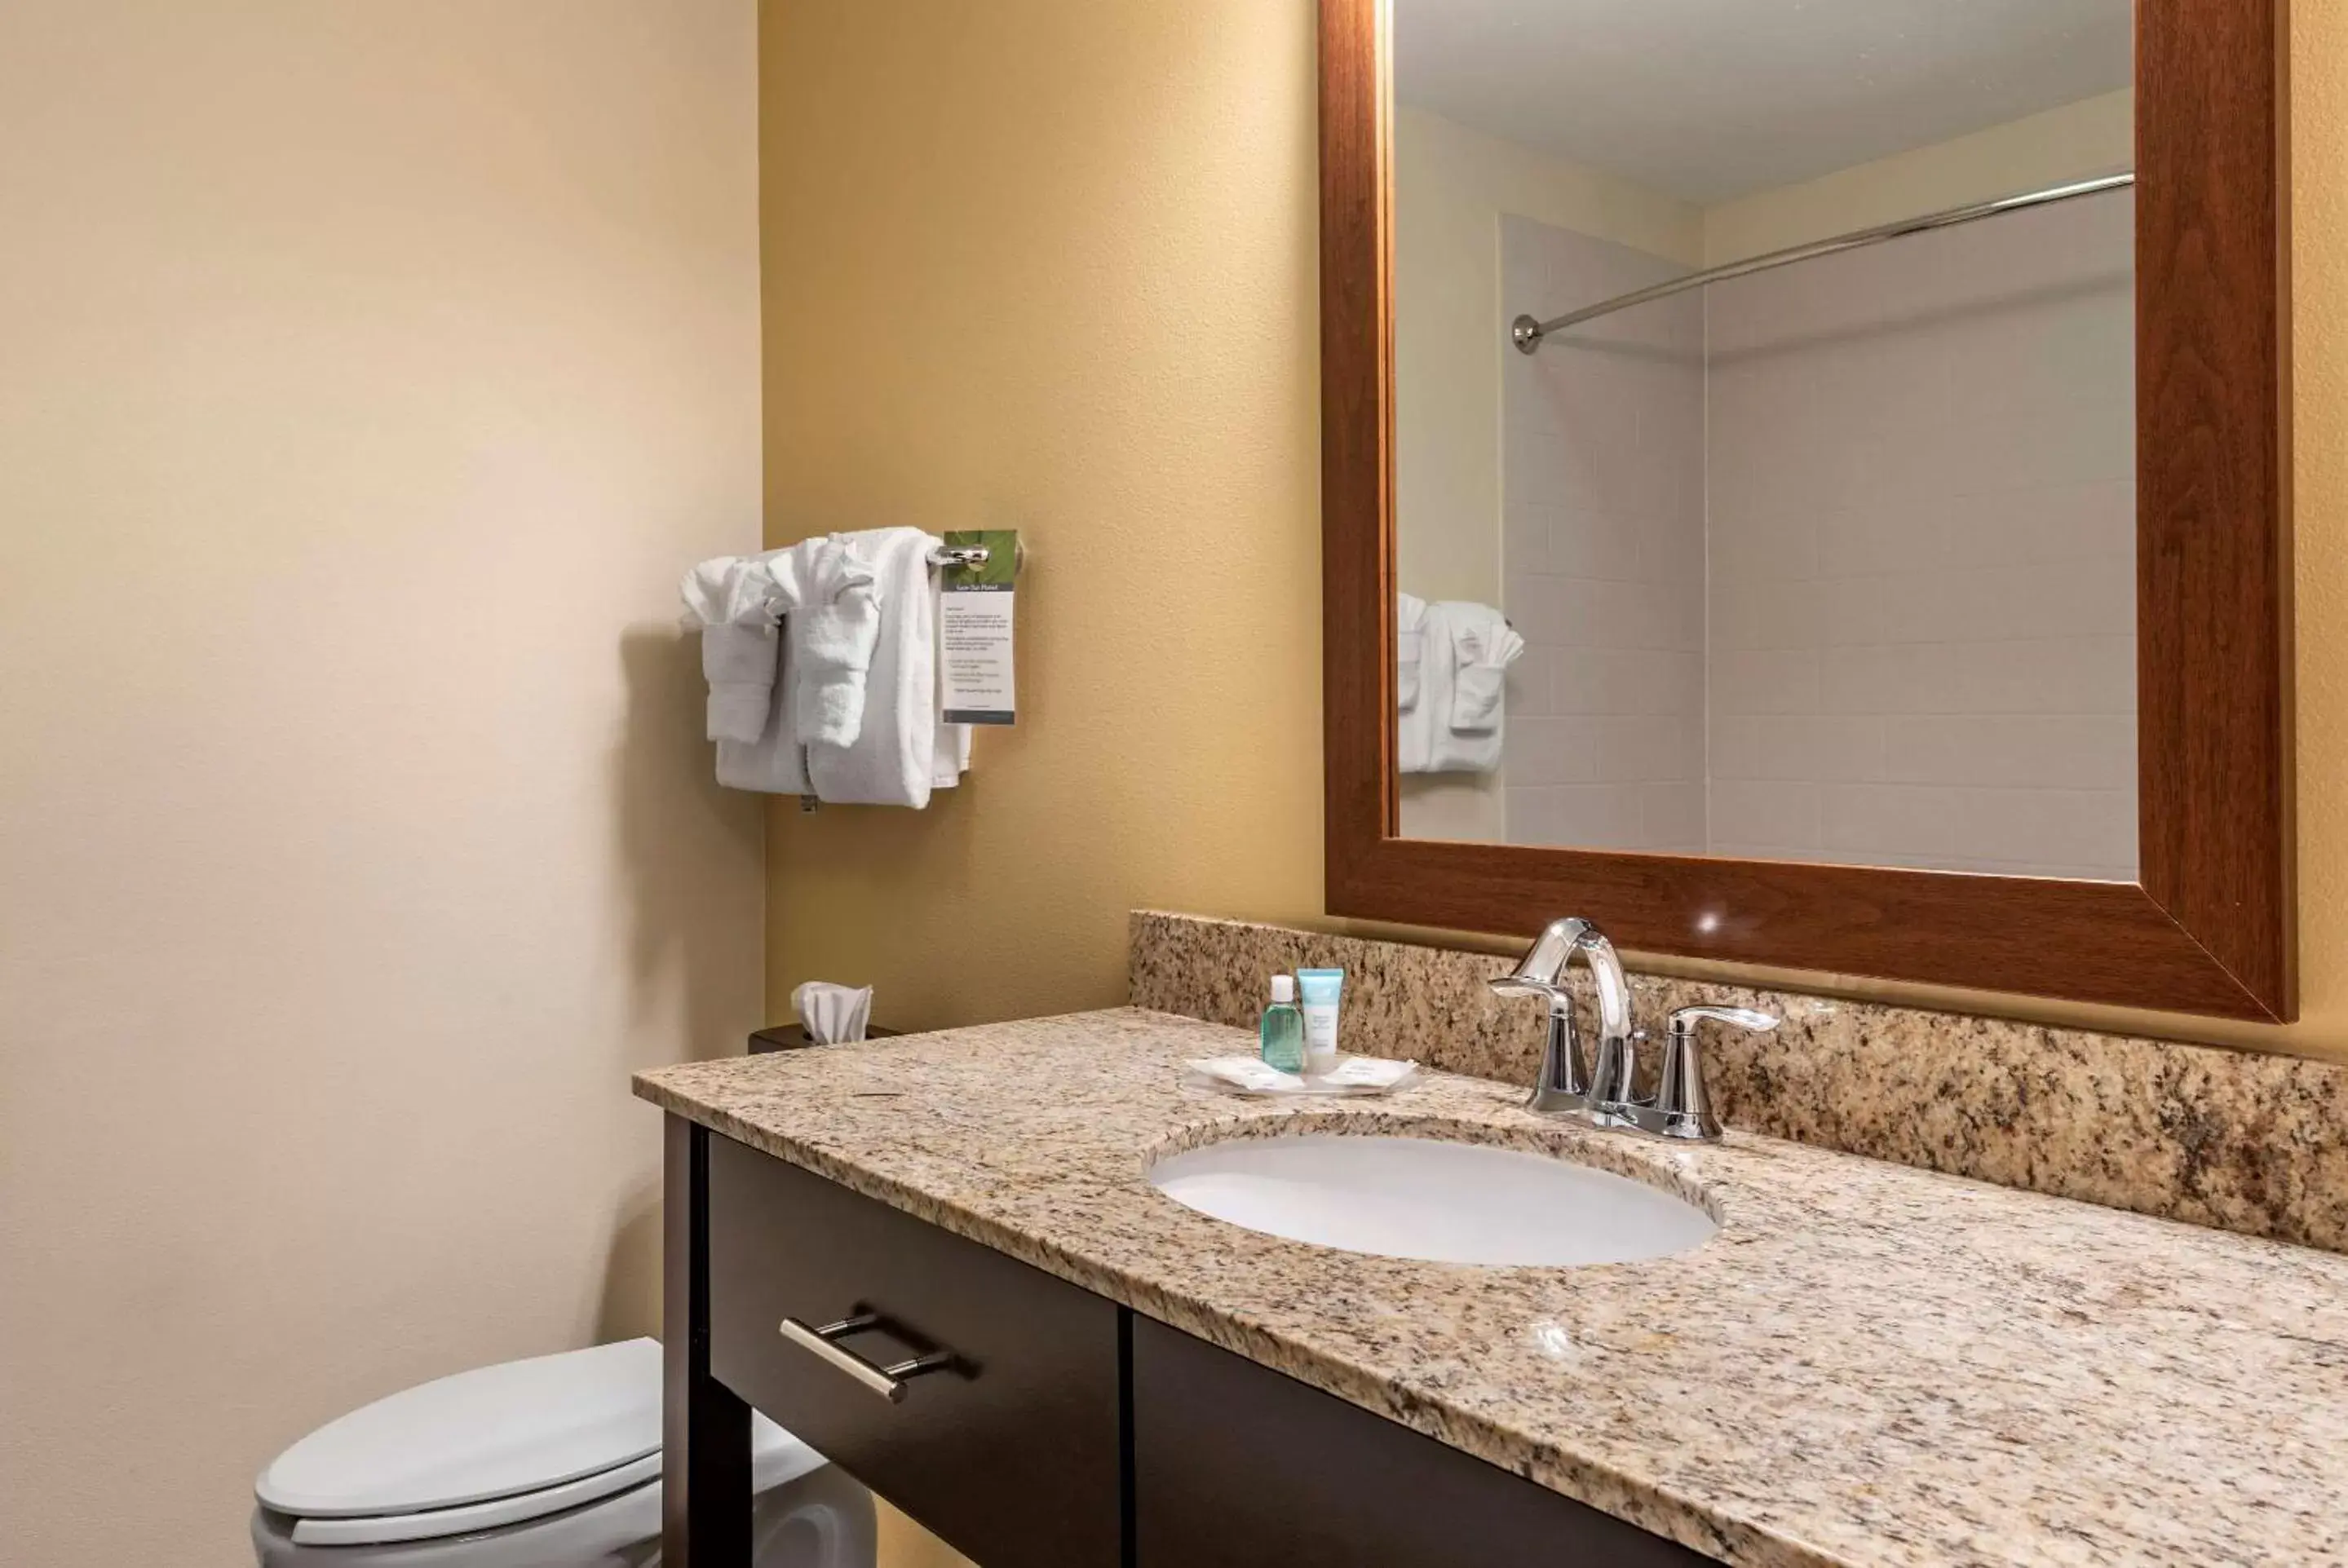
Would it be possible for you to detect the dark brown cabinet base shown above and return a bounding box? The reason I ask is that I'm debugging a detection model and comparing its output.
[665,1117,1716,1567]
[1133,1316,1709,1566]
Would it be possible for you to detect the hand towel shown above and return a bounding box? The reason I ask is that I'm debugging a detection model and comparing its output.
[807,528,948,807]
[1428,601,1523,773]
[714,621,813,794]
[1397,592,1428,715]
[681,555,785,744]
[1396,595,1453,775]
[706,545,814,795]
[788,536,882,747]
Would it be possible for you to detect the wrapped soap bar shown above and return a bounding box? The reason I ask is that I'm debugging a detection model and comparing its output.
[1181,1054,1422,1099]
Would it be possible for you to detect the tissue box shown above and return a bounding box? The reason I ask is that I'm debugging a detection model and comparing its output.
[747,1024,901,1054]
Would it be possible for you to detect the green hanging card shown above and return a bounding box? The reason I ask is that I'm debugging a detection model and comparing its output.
[939,529,1017,725]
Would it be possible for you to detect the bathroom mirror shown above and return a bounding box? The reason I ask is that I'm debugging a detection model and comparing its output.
[1319,0,2293,1018]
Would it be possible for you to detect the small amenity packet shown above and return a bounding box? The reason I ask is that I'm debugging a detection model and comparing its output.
[1181,1053,1422,1099]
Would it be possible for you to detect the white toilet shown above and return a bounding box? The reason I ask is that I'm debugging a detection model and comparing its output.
[252,1338,875,1567]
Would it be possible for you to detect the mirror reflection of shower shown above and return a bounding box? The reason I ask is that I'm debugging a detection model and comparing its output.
[1390,0,2138,884]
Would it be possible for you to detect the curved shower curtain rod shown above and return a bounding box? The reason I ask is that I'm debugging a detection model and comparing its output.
[1510,170,2136,355]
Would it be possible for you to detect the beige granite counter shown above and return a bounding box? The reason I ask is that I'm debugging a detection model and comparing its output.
[636,1010,2348,1568]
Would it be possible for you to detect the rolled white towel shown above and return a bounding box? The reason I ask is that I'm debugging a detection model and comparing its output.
[807,528,948,807]
[1427,602,1523,773]
[1396,594,1449,775]
[789,536,882,748]
[681,555,787,744]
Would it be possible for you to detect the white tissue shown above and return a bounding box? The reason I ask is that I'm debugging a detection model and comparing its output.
[792,980,873,1045]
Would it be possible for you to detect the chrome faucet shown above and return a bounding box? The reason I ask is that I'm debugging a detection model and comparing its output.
[1488,917,1776,1142]
[1487,917,1638,1124]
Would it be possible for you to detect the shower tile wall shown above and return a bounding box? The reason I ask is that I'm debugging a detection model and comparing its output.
[1499,191,2137,877]
[1701,190,2136,877]
[1499,214,1707,852]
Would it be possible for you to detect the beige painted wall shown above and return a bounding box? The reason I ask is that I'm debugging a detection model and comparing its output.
[763,0,2348,1067]
[0,3,764,1562]
[1705,90,2134,264]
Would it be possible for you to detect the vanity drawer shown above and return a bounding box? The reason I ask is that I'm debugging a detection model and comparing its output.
[704,1132,1123,1568]
[1133,1317,1712,1566]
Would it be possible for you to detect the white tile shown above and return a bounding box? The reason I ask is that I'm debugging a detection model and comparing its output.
[1506,716,1603,786]
[1882,713,2137,790]
[1712,648,1820,716]
[1502,501,1554,576]
[1820,784,1962,860]
[1946,479,2136,569]
[1642,780,1709,849]
[1589,714,1706,784]
[1546,784,1649,850]
[1940,635,2137,715]
[1708,504,1820,583]
[1711,714,1885,783]
[1642,507,1709,587]
[1820,643,1923,714]
[1708,780,1821,851]
[1711,576,1824,651]
[1550,508,1644,583]
[1814,495,1959,580]
[1949,787,2138,872]
[1504,650,1552,718]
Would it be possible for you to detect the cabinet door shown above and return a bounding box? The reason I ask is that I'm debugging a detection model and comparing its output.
[1133,1317,1713,1566]
[705,1133,1124,1568]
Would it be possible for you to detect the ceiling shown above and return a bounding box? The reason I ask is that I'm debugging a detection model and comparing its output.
[1392,0,2131,205]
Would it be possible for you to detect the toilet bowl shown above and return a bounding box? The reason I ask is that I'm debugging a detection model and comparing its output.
[252,1338,874,1567]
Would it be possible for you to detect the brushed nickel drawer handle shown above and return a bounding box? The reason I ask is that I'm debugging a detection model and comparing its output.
[777,1313,954,1403]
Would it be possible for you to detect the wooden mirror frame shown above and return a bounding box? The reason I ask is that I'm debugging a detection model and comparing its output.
[1319,0,2294,1020]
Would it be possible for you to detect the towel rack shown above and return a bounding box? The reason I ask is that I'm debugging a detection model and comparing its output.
[1510,170,2134,354]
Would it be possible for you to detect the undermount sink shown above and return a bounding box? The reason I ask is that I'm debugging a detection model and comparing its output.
[1148,1133,1716,1267]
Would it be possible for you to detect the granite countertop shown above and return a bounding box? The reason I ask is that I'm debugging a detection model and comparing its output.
[635,1009,2348,1568]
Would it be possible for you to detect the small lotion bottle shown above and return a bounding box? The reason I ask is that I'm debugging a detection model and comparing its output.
[1296,968,1345,1074]
[1258,974,1307,1074]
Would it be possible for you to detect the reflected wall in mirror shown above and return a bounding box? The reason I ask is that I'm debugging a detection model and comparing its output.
[1391,0,2138,881]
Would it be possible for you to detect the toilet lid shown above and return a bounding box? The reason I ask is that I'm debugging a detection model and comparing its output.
[256,1338,665,1520]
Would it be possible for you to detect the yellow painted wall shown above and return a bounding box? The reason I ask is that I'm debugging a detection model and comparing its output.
[0,2,765,1563]
[758,0,1325,1036]
[762,0,2347,1087]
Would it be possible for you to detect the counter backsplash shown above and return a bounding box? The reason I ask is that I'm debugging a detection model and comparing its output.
[1128,910,2348,1256]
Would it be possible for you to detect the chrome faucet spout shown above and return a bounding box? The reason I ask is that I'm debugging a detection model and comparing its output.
[1488,917,1634,1120]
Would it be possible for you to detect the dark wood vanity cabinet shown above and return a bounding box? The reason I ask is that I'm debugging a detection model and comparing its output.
[1131,1316,1709,1566]
[669,1120,1713,1567]
[701,1128,1124,1568]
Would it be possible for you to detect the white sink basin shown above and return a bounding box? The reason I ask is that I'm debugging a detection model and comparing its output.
[1148,1133,1715,1266]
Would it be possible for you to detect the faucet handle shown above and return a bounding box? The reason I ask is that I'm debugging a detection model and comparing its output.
[1650,1005,1777,1142]
[1667,1005,1777,1037]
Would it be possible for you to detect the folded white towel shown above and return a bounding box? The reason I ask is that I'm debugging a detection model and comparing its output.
[708,545,813,794]
[1397,592,1428,715]
[681,555,785,744]
[714,628,812,794]
[1428,601,1523,773]
[788,536,882,747]
[807,528,953,807]
[1396,594,1450,775]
